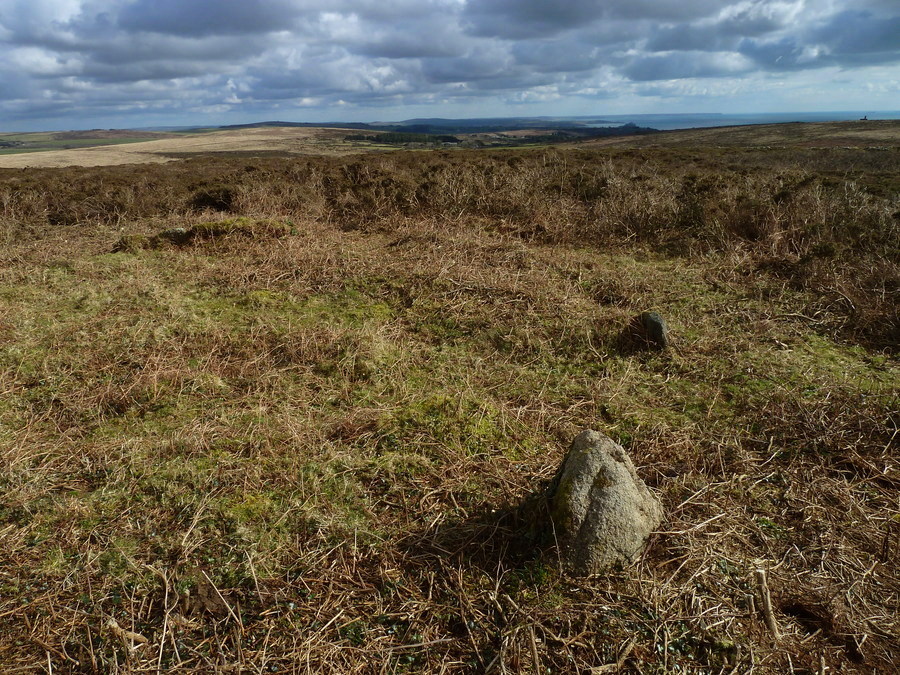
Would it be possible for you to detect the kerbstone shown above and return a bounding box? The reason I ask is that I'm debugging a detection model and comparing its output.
[549,430,663,575]
[639,311,669,349]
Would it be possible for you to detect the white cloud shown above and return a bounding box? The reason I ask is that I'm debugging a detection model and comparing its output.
[0,0,897,129]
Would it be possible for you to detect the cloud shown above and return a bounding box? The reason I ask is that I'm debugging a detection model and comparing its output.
[462,0,605,39]
[646,1,804,52]
[812,10,900,58]
[739,9,900,70]
[623,51,755,81]
[117,0,303,37]
[462,0,730,40]
[340,15,470,59]
[0,0,897,130]
[511,39,602,74]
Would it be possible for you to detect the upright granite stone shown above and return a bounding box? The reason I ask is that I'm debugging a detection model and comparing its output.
[548,430,663,575]
[639,311,669,350]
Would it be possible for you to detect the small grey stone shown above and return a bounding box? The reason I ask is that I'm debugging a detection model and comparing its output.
[639,311,669,349]
[548,430,663,575]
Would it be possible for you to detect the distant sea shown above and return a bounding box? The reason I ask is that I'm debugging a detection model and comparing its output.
[583,111,900,131]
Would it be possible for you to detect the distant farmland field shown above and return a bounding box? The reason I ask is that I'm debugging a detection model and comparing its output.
[0,126,384,167]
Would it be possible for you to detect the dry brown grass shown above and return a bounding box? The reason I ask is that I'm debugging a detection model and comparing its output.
[0,137,897,673]
[5,143,895,347]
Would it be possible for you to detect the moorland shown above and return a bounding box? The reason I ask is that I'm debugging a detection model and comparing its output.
[0,120,897,672]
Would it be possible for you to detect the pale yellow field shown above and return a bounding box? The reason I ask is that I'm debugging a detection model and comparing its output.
[0,126,373,168]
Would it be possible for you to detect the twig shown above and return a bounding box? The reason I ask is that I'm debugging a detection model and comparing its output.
[200,570,241,625]
[755,569,780,639]
[529,625,541,675]
[590,636,636,673]
[106,617,149,649]
[383,638,454,652]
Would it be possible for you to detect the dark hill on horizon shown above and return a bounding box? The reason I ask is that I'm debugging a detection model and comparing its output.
[213,117,659,139]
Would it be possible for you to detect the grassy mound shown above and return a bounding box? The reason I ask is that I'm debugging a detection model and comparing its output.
[113,218,294,252]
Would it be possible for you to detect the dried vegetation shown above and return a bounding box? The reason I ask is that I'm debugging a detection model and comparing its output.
[0,135,897,672]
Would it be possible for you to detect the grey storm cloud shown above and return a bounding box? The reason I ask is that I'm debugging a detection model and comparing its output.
[812,11,900,57]
[622,51,754,82]
[463,0,724,39]
[739,9,900,70]
[510,39,603,74]
[0,0,898,128]
[463,0,606,39]
[117,0,303,37]
[342,15,470,59]
[647,1,801,52]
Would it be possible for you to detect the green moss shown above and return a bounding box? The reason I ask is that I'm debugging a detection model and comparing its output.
[372,393,517,459]
[298,289,393,327]
[755,516,788,539]
[366,451,433,477]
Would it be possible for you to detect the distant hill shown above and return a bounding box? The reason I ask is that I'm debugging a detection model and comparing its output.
[218,120,375,131]
[387,117,604,129]
[213,118,658,139]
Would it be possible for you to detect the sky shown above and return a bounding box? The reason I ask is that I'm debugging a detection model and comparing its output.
[0,0,898,131]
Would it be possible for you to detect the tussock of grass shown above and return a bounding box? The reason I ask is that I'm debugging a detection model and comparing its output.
[0,138,897,672]
[113,217,294,252]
